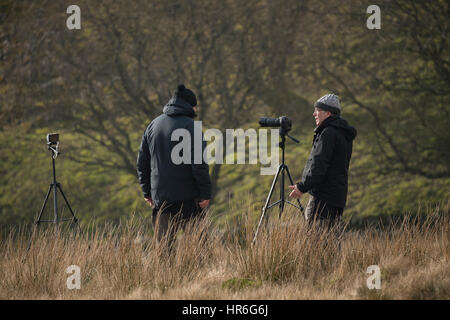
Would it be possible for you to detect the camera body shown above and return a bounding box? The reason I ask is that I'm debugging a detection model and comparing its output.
[47,133,59,145]
[259,116,292,134]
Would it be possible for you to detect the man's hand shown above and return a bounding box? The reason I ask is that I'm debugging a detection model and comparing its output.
[288,185,303,199]
[144,197,154,207]
[198,199,210,209]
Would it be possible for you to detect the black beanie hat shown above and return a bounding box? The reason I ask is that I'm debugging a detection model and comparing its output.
[174,84,197,107]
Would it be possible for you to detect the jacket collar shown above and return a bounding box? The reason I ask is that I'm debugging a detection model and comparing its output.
[314,115,340,133]
[313,115,357,142]
[163,97,196,118]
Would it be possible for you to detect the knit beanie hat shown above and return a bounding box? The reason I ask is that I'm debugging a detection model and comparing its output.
[314,93,341,115]
[174,84,197,107]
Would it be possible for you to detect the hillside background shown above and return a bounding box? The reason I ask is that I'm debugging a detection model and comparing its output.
[1,0,449,229]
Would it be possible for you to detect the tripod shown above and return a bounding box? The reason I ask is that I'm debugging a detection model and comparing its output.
[252,130,304,245]
[27,142,80,250]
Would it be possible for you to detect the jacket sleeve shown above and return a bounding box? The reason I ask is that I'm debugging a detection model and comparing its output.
[296,127,336,193]
[136,130,152,198]
[187,121,212,200]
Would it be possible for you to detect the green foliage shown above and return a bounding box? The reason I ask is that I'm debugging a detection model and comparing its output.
[1,120,448,228]
[1,0,449,228]
[222,277,262,291]
[0,125,148,227]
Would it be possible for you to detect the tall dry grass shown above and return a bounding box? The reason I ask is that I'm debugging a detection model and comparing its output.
[0,203,449,299]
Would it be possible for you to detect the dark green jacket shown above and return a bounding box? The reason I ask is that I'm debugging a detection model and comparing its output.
[137,97,211,207]
[296,115,357,208]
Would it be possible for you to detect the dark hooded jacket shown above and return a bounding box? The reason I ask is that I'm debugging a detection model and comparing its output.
[296,115,357,208]
[136,97,211,207]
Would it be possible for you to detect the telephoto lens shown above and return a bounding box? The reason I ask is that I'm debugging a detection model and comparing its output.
[259,117,281,127]
[259,116,292,134]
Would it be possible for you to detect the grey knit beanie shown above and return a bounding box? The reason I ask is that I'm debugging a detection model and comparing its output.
[314,93,341,115]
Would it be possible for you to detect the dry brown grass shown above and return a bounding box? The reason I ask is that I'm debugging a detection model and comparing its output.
[1,204,449,300]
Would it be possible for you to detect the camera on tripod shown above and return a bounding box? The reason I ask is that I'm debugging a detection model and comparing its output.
[27,133,80,250]
[253,115,303,245]
[259,116,292,135]
[47,133,59,145]
[46,133,60,158]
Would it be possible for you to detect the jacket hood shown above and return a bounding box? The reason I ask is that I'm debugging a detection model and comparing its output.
[163,97,196,118]
[317,115,357,141]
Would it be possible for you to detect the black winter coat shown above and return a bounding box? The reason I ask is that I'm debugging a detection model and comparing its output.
[296,115,357,208]
[136,97,212,207]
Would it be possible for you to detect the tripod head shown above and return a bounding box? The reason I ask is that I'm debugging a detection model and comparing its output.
[279,129,300,145]
[48,142,60,157]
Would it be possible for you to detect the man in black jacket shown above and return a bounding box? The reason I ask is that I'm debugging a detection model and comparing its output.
[289,93,357,228]
[137,84,212,243]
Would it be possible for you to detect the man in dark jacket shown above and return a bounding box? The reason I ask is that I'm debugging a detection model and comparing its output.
[137,84,212,243]
[289,93,357,228]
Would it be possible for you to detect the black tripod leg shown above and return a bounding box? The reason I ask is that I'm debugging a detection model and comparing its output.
[27,184,53,251]
[284,166,304,213]
[279,165,285,218]
[36,184,53,225]
[56,183,81,233]
[252,165,282,245]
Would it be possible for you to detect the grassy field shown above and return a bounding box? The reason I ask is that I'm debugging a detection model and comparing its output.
[1,203,449,300]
